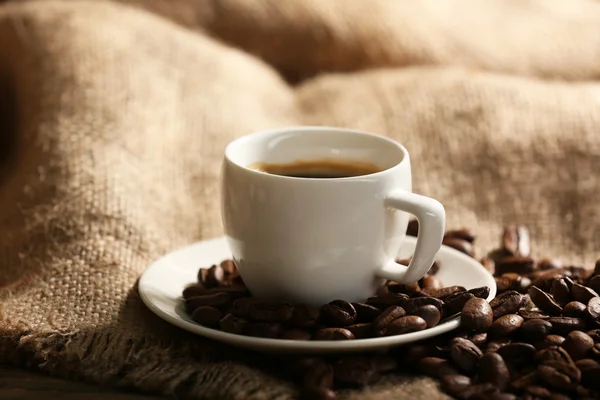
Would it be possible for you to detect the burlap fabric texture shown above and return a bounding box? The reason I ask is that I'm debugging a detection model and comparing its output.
[1,0,600,398]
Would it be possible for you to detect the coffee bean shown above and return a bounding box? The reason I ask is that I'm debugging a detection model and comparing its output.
[488,314,524,339]
[496,342,537,366]
[575,358,598,370]
[588,275,600,294]
[509,371,537,391]
[281,328,312,340]
[486,394,517,400]
[450,337,483,374]
[373,306,406,336]
[548,317,587,335]
[346,323,372,339]
[299,386,336,400]
[350,303,381,323]
[444,292,475,316]
[455,383,499,399]
[401,296,444,314]
[528,286,563,315]
[412,305,441,328]
[185,293,232,313]
[503,224,530,257]
[421,275,444,290]
[406,219,419,236]
[535,335,566,350]
[365,293,408,309]
[422,285,466,300]
[191,306,222,328]
[371,356,398,373]
[334,357,380,387]
[495,256,535,275]
[468,286,491,299]
[490,291,526,319]
[199,264,224,288]
[461,297,493,333]
[219,313,248,334]
[537,360,581,391]
[587,329,600,342]
[303,360,334,388]
[182,284,205,299]
[581,365,600,391]
[486,339,510,353]
[232,298,293,323]
[550,278,572,306]
[562,331,594,361]
[387,281,420,295]
[481,257,496,275]
[291,304,320,328]
[443,237,475,257]
[219,259,237,275]
[418,357,459,378]
[471,332,488,347]
[525,385,551,398]
[246,322,283,338]
[585,296,600,323]
[313,328,355,341]
[440,374,471,396]
[571,283,599,304]
[320,300,357,327]
[519,309,550,320]
[385,315,427,335]
[405,344,432,363]
[535,346,574,365]
[531,270,567,292]
[478,352,509,389]
[518,318,553,343]
[445,228,476,244]
[563,301,587,318]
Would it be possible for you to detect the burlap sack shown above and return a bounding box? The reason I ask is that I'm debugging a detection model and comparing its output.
[1,0,600,398]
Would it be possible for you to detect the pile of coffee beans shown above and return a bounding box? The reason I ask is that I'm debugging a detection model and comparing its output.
[181,223,600,399]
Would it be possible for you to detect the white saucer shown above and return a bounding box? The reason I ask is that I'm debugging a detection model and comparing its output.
[139,236,496,354]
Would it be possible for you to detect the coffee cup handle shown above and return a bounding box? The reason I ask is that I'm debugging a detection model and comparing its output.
[376,190,446,284]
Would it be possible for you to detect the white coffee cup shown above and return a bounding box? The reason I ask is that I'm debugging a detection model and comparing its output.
[221,126,446,306]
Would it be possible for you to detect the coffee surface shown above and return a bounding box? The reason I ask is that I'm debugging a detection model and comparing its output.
[249,159,381,178]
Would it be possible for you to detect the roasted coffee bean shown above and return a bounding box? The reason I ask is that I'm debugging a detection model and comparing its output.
[550,278,572,306]
[535,346,574,365]
[370,356,397,373]
[537,360,581,390]
[486,339,510,353]
[571,283,599,304]
[481,257,495,275]
[519,318,553,343]
[219,259,237,276]
[450,337,483,374]
[524,385,551,398]
[412,305,441,328]
[385,315,427,335]
[182,284,205,299]
[494,276,513,294]
[445,228,476,244]
[587,329,600,342]
[303,360,334,388]
[406,219,419,236]
[537,258,562,270]
[291,304,320,328]
[299,386,336,400]
[535,335,566,350]
[365,293,408,308]
[486,394,517,400]
[320,300,357,327]
[585,296,600,323]
[519,309,551,320]
[496,342,537,366]
[246,322,283,338]
[443,292,475,316]
[531,270,567,292]
[313,328,355,341]
[418,357,459,378]
[442,237,474,257]
[421,275,444,290]
[548,317,587,335]
[563,301,587,318]
[478,352,509,389]
[185,293,232,313]
[509,371,537,391]
[581,365,600,391]
[528,286,563,315]
[461,297,493,332]
[495,256,535,276]
[351,302,381,323]
[575,358,598,370]
[281,328,312,340]
[471,332,488,347]
[387,281,420,295]
[455,383,498,399]
[219,313,248,334]
[334,357,380,387]
[346,323,372,339]
[422,285,466,300]
[232,298,293,323]
[490,291,526,319]
[373,306,406,336]
[503,224,530,257]
[468,286,491,299]
[440,374,472,396]
[562,330,594,361]
[588,275,600,293]
[191,306,222,328]
[401,296,444,313]
[199,264,224,288]
[405,344,432,363]
[489,314,524,338]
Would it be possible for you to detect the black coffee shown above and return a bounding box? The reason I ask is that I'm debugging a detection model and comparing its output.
[249,159,381,178]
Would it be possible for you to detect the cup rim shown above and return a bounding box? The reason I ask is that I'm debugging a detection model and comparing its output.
[224,126,409,181]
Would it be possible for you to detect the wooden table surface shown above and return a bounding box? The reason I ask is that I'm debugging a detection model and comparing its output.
[0,366,167,400]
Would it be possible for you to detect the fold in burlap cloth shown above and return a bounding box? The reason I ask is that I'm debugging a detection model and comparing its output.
[1,0,600,398]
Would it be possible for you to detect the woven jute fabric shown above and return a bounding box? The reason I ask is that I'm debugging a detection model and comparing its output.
[1,0,600,398]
